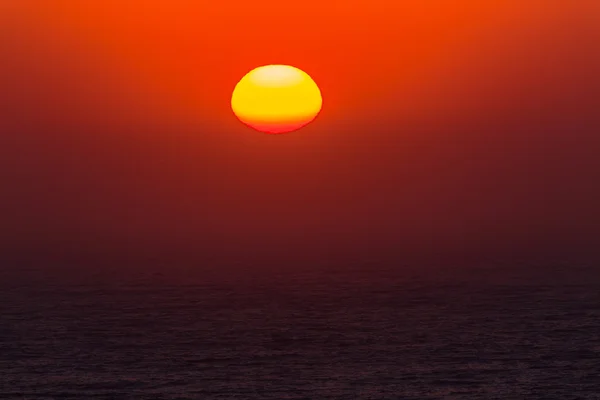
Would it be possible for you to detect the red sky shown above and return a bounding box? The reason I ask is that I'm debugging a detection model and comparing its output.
[1,1,599,270]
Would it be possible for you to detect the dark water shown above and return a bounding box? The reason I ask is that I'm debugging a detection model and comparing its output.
[2,264,600,399]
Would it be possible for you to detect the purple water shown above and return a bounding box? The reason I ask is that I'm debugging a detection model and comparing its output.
[2,263,599,399]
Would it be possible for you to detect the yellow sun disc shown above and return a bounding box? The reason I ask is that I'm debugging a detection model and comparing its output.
[231,65,322,134]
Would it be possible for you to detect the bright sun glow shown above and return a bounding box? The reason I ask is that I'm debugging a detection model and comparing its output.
[231,65,322,134]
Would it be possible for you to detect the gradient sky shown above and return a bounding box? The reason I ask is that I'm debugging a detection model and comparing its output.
[1,1,599,270]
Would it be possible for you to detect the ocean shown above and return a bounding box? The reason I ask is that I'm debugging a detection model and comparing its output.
[2,263,599,399]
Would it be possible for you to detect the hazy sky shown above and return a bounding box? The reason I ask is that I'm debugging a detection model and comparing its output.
[1,1,599,269]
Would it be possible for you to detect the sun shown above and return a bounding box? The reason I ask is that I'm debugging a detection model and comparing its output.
[231,65,322,134]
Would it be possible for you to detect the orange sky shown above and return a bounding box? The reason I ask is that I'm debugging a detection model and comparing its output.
[1,1,599,268]
[8,1,591,125]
